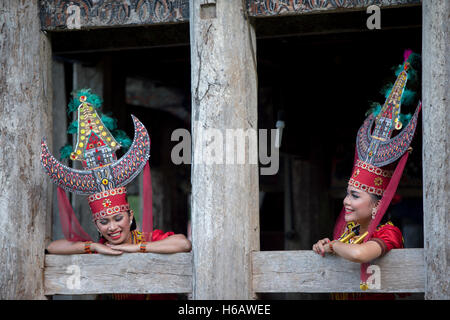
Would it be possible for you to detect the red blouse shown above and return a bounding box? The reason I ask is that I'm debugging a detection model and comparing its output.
[368,222,404,256]
[332,222,405,300]
[151,229,175,241]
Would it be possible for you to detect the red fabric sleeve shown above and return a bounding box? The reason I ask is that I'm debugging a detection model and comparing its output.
[151,229,175,241]
[369,224,403,255]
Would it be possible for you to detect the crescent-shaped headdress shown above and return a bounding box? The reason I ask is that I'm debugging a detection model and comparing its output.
[41,115,150,195]
[41,89,153,241]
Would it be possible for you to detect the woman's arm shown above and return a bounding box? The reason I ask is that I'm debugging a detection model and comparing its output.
[327,240,382,263]
[46,239,122,255]
[108,234,192,254]
[143,234,192,253]
[47,239,85,254]
[312,238,383,263]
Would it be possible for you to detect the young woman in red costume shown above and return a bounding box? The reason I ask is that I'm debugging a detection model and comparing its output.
[41,89,191,299]
[312,50,421,298]
[42,89,191,256]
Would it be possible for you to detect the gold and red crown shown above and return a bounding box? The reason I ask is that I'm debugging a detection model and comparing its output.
[88,186,130,221]
[349,160,394,196]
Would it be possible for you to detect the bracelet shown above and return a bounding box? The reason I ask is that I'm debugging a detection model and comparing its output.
[84,241,93,254]
[139,242,148,253]
[329,240,336,254]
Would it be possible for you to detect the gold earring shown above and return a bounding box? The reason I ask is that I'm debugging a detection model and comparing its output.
[129,209,134,226]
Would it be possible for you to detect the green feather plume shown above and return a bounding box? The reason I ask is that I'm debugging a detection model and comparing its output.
[379,84,416,106]
[101,114,118,131]
[112,129,132,150]
[400,88,416,106]
[366,51,421,126]
[68,88,103,114]
[63,88,133,156]
[59,144,73,160]
[365,102,382,117]
[67,120,78,134]
[399,112,412,125]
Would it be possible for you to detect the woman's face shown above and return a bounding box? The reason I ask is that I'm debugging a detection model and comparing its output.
[95,211,133,244]
[343,185,377,226]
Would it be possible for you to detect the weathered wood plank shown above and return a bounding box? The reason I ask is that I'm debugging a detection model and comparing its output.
[422,0,450,300]
[252,249,425,293]
[247,0,421,17]
[0,0,53,299]
[44,253,193,295]
[39,0,189,31]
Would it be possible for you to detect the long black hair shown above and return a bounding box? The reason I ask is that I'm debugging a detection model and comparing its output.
[370,193,392,226]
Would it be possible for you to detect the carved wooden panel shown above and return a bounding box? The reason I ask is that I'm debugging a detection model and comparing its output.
[40,0,189,30]
[40,0,421,31]
[247,0,421,17]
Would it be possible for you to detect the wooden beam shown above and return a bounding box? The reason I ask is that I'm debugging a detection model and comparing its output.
[0,0,53,299]
[247,0,421,17]
[252,249,425,293]
[40,0,421,32]
[44,253,193,295]
[422,0,450,300]
[46,249,426,295]
[40,0,189,31]
[190,0,260,299]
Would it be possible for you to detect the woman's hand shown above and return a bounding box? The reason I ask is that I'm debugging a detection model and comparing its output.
[312,238,384,263]
[91,243,123,255]
[312,238,332,256]
[106,243,140,253]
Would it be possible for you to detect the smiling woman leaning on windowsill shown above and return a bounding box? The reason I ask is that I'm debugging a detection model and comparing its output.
[312,50,421,299]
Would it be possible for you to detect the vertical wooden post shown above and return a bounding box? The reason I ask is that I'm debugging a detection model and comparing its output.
[190,0,260,299]
[51,61,68,241]
[0,0,52,299]
[422,0,450,300]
